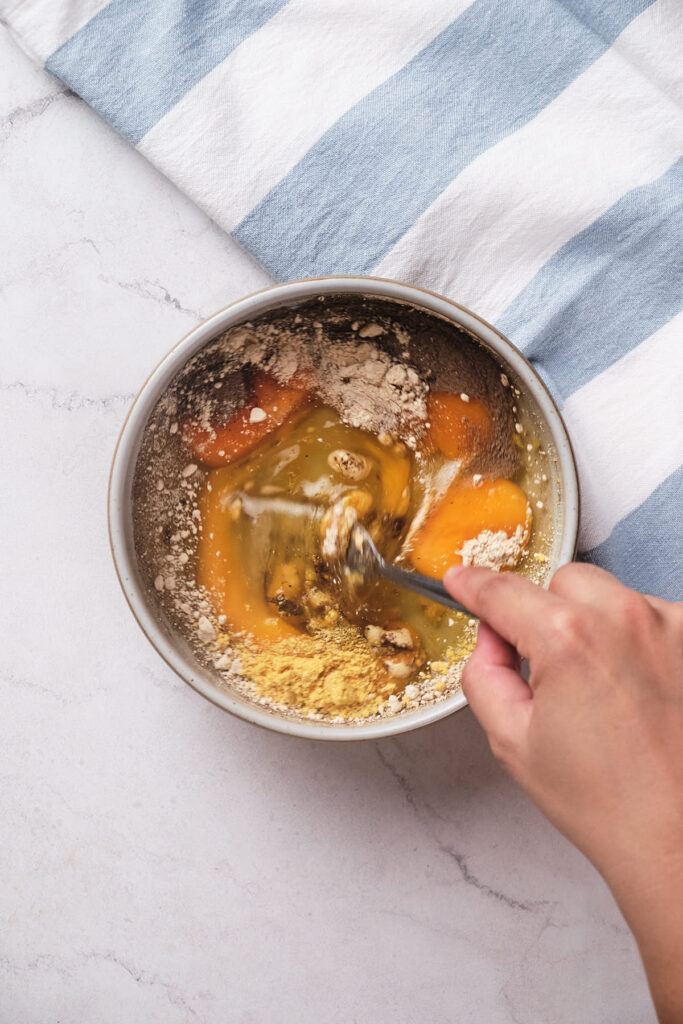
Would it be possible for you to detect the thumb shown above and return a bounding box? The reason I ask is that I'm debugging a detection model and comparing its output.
[462,622,532,765]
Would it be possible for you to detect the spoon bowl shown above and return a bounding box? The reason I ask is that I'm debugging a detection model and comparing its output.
[345,524,472,617]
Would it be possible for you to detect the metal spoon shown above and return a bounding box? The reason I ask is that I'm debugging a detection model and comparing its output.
[345,524,472,617]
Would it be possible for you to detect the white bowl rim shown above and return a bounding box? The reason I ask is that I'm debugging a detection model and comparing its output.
[108,275,580,741]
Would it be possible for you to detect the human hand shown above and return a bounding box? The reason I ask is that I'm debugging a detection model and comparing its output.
[444,562,683,1024]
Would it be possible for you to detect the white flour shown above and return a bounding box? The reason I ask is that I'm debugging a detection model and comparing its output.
[459,523,529,571]
[182,318,428,446]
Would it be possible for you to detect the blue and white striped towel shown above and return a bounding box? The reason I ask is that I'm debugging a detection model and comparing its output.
[3,0,681,597]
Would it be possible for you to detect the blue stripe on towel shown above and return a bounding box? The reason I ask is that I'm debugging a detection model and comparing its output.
[234,0,653,280]
[498,158,683,400]
[581,466,683,600]
[46,0,290,145]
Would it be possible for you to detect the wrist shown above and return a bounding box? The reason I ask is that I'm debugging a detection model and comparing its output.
[603,847,683,1024]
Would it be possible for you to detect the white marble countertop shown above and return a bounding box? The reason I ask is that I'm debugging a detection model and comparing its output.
[1,27,655,1023]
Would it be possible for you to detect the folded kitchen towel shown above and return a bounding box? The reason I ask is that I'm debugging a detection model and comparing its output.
[2,0,682,596]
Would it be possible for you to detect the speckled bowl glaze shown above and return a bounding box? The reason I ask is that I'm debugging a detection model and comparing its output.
[108,277,579,741]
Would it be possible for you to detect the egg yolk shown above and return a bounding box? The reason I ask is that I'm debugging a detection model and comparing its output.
[183,371,310,468]
[409,477,531,579]
[198,467,298,644]
[425,392,493,460]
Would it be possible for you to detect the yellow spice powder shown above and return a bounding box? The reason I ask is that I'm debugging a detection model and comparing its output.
[237,623,400,719]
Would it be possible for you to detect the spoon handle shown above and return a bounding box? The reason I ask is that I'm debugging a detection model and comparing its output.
[378,559,472,618]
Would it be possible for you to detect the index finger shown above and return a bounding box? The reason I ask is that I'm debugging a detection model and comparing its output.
[444,565,561,657]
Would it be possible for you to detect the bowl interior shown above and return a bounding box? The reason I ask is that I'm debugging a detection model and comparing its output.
[109,278,579,740]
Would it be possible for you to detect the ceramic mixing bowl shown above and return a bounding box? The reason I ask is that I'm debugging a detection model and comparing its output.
[108,276,579,740]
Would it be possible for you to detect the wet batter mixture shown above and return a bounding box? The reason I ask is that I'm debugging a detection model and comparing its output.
[133,295,557,723]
